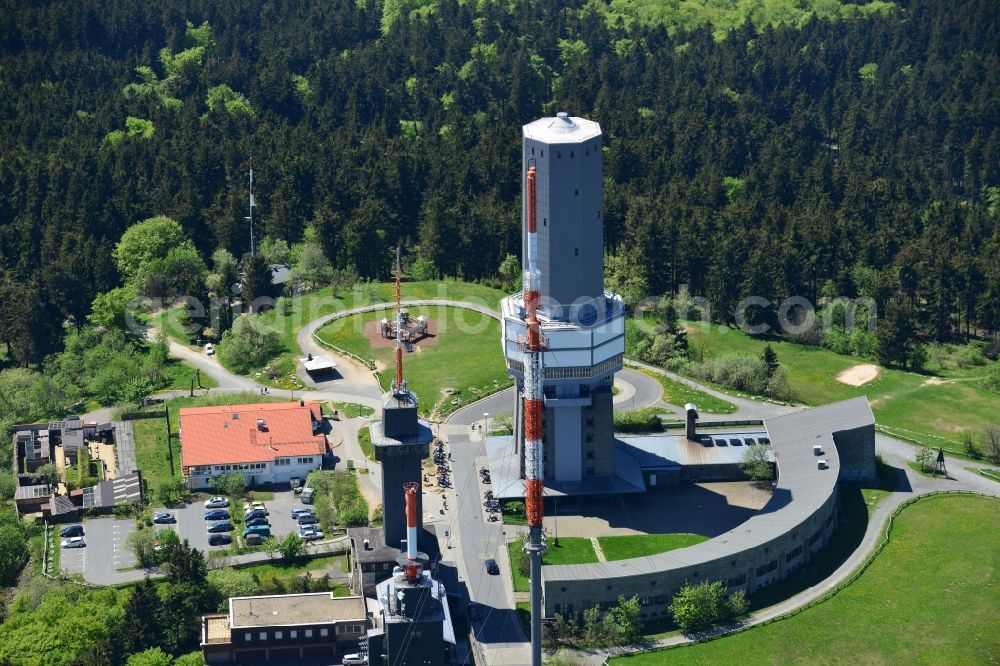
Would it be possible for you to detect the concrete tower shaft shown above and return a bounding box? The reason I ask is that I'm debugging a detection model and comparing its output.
[522,113,604,321]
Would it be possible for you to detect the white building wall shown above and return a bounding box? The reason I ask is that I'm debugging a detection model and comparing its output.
[186,456,322,490]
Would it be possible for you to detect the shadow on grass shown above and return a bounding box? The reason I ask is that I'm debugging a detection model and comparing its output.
[747,484,871,610]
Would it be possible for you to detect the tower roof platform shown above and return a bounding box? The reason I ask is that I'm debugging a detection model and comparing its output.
[523,113,602,145]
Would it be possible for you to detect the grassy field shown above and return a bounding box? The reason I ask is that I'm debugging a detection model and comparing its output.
[508,537,599,592]
[357,426,374,461]
[612,494,1000,665]
[597,533,710,561]
[330,401,375,419]
[636,367,736,414]
[681,321,1000,449]
[316,305,511,417]
[131,393,289,491]
[151,279,507,388]
[160,356,219,391]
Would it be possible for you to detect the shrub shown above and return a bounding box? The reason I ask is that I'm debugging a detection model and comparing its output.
[219,315,281,373]
[669,581,748,634]
[961,431,983,459]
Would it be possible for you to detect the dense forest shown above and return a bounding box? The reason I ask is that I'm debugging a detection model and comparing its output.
[1,0,998,369]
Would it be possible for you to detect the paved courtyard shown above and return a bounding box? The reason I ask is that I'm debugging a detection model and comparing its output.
[540,481,772,538]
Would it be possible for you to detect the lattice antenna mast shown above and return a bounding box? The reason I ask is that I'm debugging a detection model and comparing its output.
[521,165,547,666]
[392,245,406,395]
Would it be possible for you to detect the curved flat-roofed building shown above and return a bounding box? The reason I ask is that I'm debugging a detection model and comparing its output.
[541,397,875,620]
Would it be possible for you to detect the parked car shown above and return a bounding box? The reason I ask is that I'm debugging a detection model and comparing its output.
[204,343,215,355]
[242,525,271,538]
[59,524,84,538]
[208,533,232,546]
[342,654,367,665]
[290,477,303,493]
[62,536,86,549]
[296,514,318,525]
[152,512,176,524]
[291,508,315,519]
[484,558,499,575]
[204,509,230,521]
[207,521,233,533]
[244,533,267,546]
[204,497,229,508]
[243,501,267,515]
[299,526,324,541]
[244,509,268,521]
[245,517,269,528]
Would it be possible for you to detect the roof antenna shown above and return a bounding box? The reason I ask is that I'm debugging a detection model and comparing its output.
[391,245,407,396]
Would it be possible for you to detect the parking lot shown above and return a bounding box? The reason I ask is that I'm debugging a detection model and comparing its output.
[60,517,137,584]
[155,489,311,552]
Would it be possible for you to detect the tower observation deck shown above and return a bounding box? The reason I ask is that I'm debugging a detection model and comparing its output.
[501,113,626,491]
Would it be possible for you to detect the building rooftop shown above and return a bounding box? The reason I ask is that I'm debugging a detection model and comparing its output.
[617,431,773,469]
[349,525,401,564]
[523,113,602,145]
[300,354,337,373]
[369,419,434,448]
[203,614,230,644]
[229,592,366,628]
[180,401,325,467]
[14,484,49,501]
[374,570,456,645]
[543,397,874,583]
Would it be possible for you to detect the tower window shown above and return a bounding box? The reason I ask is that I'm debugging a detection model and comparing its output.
[575,248,579,256]
[575,189,579,196]
[541,150,544,157]
[531,147,535,155]
[543,217,547,226]
[557,151,561,158]
[570,151,574,158]
[586,450,594,460]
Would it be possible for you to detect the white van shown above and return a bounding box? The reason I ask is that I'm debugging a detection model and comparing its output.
[301,487,315,504]
[342,654,367,665]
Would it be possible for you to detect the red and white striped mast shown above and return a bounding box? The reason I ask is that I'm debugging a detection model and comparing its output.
[522,165,547,666]
[401,481,422,581]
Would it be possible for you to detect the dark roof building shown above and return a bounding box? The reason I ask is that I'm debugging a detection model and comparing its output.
[201,592,368,664]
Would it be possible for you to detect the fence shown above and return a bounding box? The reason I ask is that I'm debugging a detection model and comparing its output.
[601,490,998,664]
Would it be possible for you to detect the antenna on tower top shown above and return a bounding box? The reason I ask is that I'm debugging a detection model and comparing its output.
[392,245,406,396]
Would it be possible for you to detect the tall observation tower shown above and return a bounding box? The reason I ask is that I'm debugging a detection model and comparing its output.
[372,249,432,550]
[501,113,626,493]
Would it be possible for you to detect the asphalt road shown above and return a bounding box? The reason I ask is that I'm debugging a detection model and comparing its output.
[449,433,526,646]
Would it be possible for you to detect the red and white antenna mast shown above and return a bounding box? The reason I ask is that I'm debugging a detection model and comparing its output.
[402,482,421,581]
[522,165,547,666]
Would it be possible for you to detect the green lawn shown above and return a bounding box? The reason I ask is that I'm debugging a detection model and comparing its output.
[637,367,736,415]
[316,305,511,417]
[151,279,507,388]
[357,426,375,461]
[160,356,219,391]
[967,467,1000,484]
[508,537,599,592]
[612,494,1000,665]
[597,533,710,561]
[330,401,375,419]
[131,393,289,491]
[681,321,1000,449]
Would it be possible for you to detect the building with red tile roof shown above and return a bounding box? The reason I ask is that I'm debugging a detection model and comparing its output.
[180,401,327,489]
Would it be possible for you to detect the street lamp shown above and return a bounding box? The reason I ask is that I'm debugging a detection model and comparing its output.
[483,412,490,441]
